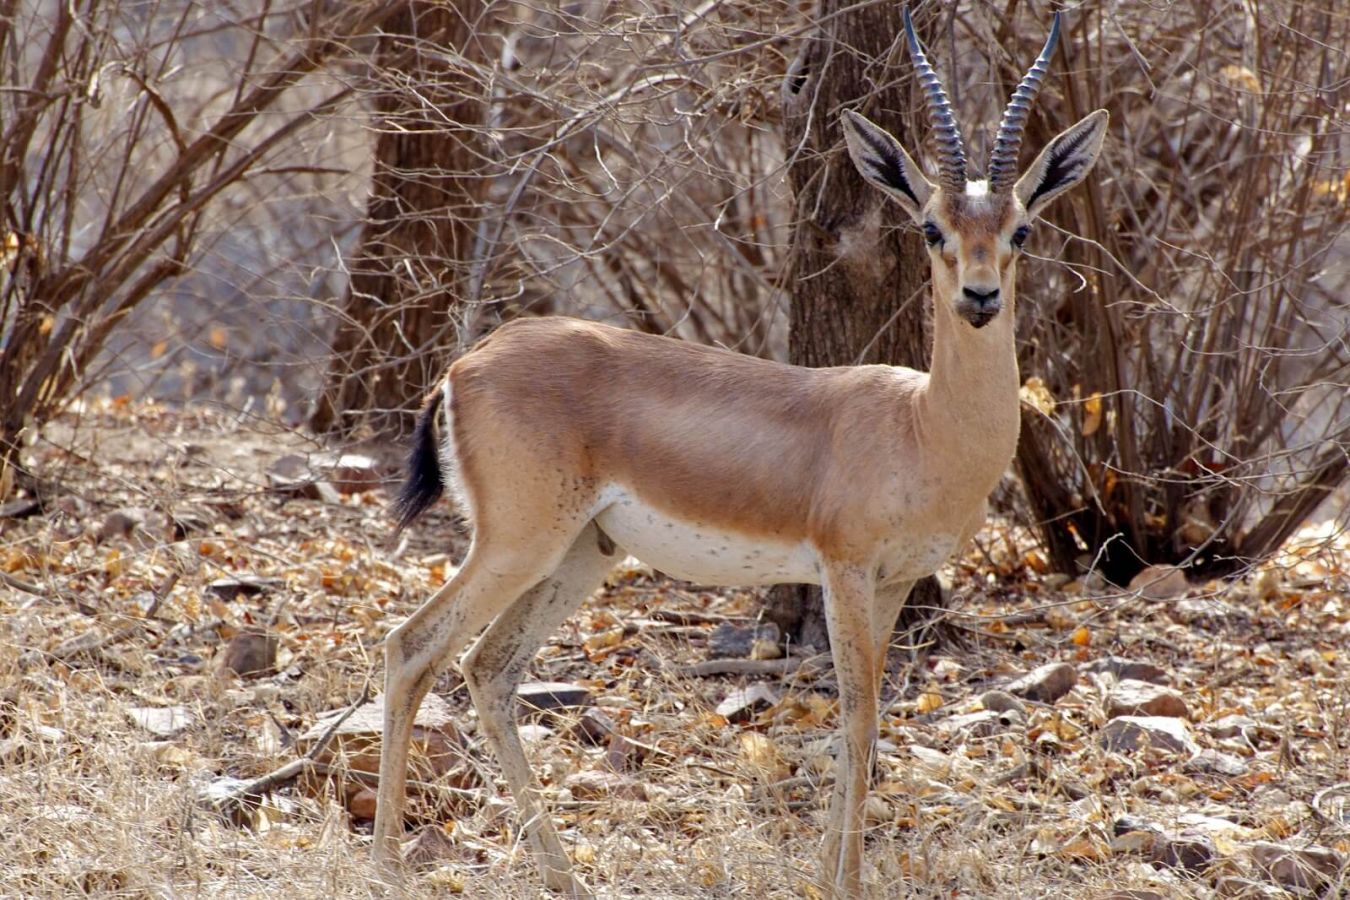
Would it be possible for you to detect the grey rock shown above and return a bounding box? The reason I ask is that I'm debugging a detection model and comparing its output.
[715,682,780,724]
[1101,716,1198,754]
[1083,656,1169,685]
[1006,662,1077,704]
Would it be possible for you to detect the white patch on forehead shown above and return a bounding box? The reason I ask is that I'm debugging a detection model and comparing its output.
[965,180,990,197]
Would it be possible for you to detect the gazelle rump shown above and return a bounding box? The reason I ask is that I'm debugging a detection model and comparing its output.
[375,8,1107,898]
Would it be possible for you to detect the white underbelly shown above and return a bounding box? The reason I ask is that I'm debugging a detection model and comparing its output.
[593,489,820,586]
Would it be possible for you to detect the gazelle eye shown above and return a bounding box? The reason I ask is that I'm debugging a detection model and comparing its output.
[922,222,943,246]
[1011,224,1032,249]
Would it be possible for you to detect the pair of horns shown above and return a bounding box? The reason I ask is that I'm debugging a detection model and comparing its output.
[902,6,1061,193]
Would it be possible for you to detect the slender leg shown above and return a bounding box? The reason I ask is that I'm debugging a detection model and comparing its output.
[819,564,879,897]
[820,576,912,889]
[373,536,576,877]
[871,579,915,693]
[461,523,615,898]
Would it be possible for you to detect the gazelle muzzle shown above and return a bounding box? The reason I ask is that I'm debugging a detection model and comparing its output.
[957,285,1002,328]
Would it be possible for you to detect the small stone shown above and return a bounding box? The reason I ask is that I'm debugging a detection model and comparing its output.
[1185,749,1249,777]
[1203,714,1265,743]
[0,497,42,519]
[98,507,148,542]
[1100,716,1197,754]
[1106,679,1189,720]
[297,693,477,794]
[749,638,783,660]
[517,723,554,743]
[1083,656,1169,685]
[198,775,255,826]
[1152,831,1216,873]
[127,705,194,737]
[979,689,1027,715]
[328,453,382,495]
[1109,829,1158,855]
[707,622,781,660]
[929,657,963,681]
[1249,841,1344,892]
[169,507,215,538]
[1006,662,1077,704]
[1169,598,1251,631]
[1097,892,1167,900]
[1109,817,1214,873]
[1128,564,1190,600]
[863,795,893,827]
[1213,876,1287,899]
[206,575,284,602]
[51,496,89,517]
[937,709,1017,739]
[516,681,593,716]
[569,708,616,746]
[1113,815,1163,838]
[715,682,780,723]
[266,454,341,503]
[218,631,278,677]
[346,786,378,820]
[176,441,209,462]
[603,732,647,774]
[251,684,281,705]
[402,824,478,870]
[565,770,647,802]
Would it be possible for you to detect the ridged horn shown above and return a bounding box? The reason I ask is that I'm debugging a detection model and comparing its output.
[903,6,967,192]
[987,12,1061,193]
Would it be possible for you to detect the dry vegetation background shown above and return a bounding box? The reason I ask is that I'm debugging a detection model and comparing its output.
[2,0,1350,897]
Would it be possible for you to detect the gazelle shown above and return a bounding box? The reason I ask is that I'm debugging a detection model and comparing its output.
[376,8,1106,897]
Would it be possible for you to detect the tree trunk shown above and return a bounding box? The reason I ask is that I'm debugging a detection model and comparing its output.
[310,2,486,436]
[764,2,945,651]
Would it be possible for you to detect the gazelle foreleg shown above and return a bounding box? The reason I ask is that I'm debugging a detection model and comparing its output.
[461,524,616,899]
[872,579,916,688]
[819,565,881,896]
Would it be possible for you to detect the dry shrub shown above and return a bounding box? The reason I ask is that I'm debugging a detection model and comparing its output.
[306,0,810,434]
[413,0,806,353]
[989,0,1350,582]
[0,0,401,487]
[5,0,1345,577]
[315,1,1350,577]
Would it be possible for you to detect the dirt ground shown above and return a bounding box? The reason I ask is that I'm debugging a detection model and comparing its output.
[1,399,1347,899]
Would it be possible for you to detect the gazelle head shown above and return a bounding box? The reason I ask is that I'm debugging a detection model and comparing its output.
[842,9,1108,329]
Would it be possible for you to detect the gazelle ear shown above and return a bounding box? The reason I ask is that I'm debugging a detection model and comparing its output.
[1015,109,1109,219]
[842,109,935,223]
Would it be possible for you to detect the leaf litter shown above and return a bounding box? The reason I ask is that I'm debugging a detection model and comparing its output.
[1,399,1347,898]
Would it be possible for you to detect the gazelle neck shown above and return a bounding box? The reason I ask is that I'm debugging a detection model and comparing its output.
[923,284,1022,464]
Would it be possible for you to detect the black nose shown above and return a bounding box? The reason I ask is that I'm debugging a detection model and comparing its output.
[963,286,1000,305]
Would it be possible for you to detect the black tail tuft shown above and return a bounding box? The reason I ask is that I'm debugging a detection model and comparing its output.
[394,390,445,532]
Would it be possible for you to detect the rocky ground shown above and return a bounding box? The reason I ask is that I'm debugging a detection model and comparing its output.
[1,398,1348,898]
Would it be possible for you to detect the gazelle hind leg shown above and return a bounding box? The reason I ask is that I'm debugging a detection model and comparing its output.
[462,523,617,898]
[373,534,578,874]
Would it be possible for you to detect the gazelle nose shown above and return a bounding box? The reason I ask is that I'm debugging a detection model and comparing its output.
[963,286,1000,305]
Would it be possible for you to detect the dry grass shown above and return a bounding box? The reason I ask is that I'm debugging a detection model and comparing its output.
[3,404,1348,898]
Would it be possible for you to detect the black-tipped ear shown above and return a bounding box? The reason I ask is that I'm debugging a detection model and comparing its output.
[841,110,935,222]
[1015,109,1109,218]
